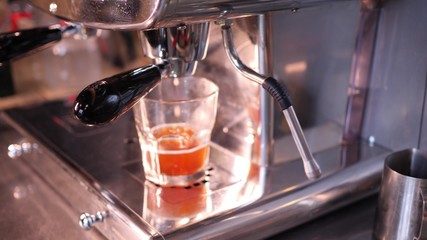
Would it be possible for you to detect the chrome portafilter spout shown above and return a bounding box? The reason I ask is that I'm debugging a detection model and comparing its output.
[73,22,210,125]
[139,22,210,77]
[218,20,321,180]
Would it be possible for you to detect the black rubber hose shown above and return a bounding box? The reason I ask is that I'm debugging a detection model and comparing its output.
[261,77,293,111]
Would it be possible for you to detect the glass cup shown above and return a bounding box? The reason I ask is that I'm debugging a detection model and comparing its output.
[134,76,219,186]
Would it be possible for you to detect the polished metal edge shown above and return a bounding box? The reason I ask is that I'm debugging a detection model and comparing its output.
[162,152,388,239]
[257,14,275,167]
[343,3,380,142]
[28,0,355,29]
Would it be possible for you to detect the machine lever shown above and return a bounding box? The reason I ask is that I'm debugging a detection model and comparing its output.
[73,63,168,126]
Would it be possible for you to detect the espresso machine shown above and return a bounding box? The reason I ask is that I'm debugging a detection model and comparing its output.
[4,0,426,239]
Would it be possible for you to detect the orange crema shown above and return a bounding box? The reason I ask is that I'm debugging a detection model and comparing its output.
[153,124,208,176]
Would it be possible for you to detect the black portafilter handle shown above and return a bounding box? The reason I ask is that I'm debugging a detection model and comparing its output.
[0,26,70,62]
[73,64,167,126]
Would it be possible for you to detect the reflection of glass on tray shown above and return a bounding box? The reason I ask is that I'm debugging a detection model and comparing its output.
[145,183,208,219]
[143,181,212,233]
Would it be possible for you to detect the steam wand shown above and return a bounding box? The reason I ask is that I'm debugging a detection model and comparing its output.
[218,20,321,180]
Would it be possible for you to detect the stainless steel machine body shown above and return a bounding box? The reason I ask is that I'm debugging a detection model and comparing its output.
[3,0,427,239]
[29,0,352,29]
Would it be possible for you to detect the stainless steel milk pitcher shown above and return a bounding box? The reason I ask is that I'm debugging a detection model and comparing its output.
[374,148,427,240]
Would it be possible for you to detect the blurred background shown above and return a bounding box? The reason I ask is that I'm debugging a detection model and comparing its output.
[0,0,148,109]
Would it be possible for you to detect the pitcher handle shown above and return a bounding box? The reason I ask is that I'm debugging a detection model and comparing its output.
[418,189,427,240]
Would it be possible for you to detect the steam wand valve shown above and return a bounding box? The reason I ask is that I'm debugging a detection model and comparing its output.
[218,20,321,180]
[73,62,169,126]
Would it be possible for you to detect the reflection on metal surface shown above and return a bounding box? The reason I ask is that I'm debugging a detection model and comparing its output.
[284,61,307,74]
[49,3,57,13]
[13,184,34,199]
[270,1,359,139]
[3,102,390,239]
[7,142,38,158]
[158,148,389,239]
[139,22,210,77]
[363,0,427,151]
[343,3,380,142]
[271,195,377,239]
[28,0,353,29]
[144,183,212,227]
[79,211,109,230]
[125,142,265,234]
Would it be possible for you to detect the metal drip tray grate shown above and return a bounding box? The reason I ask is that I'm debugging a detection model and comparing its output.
[124,162,240,190]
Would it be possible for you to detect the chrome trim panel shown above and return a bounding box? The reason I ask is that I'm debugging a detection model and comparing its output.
[257,14,275,167]
[343,2,380,142]
[28,0,354,29]
[363,0,427,150]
